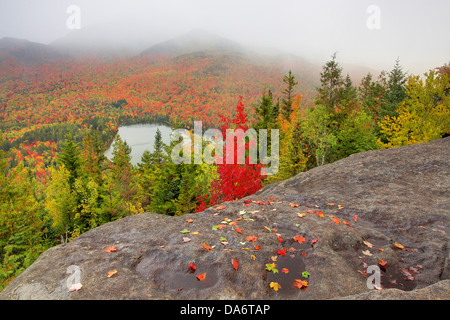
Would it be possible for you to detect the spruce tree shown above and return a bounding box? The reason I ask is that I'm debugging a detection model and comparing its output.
[281,70,298,120]
[383,59,408,118]
[316,53,344,112]
[58,133,81,189]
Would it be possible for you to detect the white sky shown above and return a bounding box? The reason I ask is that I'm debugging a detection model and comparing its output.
[0,0,449,75]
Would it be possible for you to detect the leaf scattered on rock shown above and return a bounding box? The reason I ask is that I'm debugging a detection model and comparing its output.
[232,258,239,271]
[107,270,118,278]
[270,282,281,291]
[104,246,117,253]
[196,273,206,281]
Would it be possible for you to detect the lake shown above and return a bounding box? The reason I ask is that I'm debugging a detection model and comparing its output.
[104,123,173,166]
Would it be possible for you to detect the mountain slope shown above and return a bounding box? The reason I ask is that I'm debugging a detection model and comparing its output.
[140,29,245,57]
[0,37,67,63]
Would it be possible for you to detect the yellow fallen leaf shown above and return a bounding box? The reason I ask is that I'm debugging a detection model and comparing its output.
[394,242,405,250]
[250,255,256,260]
[297,213,306,218]
[362,250,372,256]
[107,270,118,278]
[191,232,199,235]
[269,282,281,291]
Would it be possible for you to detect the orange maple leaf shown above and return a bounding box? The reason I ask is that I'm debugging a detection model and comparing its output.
[294,235,306,244]
[216,205,226,210]
[317,211,324,218]
[235,227,243,233]
[332,218,340,224]
[202,243,213,251]
[293,279,308,289]
[196,273,206,281]
[246,235,258,242]
[104,245,117,253]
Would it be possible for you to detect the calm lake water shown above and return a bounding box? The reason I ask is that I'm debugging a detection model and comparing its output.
[105,123,173,166]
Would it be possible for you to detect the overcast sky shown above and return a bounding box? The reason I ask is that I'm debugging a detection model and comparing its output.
[0,0,449,75]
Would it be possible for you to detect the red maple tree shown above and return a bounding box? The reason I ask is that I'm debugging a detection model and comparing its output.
[196,96,264,212]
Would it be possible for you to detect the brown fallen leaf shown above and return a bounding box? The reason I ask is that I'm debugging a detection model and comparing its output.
[363,240,374,248]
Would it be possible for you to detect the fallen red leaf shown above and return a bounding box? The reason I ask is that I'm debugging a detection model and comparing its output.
[268,196,275,201]
[343,220,352,226]
[235,227,243,233]
[277,235,283,243]
[232,258,239,271]
[311,238,318,244]
[246,235,258,242]
[254,245,262,250]
[277,248,286,256]
[317,211,324,218]
[352,215,358,222]
[189,263,197,272]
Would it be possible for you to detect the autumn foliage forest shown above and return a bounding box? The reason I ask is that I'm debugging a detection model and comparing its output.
[0,46,449,289]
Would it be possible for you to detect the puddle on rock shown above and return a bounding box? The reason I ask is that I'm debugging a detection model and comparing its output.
[380,267,417,291]
[266,253,309,295]
[157,266,219,292]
